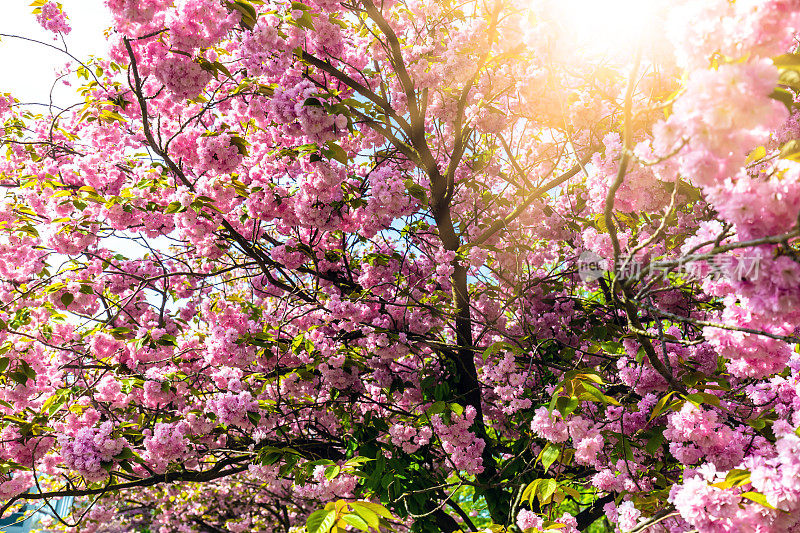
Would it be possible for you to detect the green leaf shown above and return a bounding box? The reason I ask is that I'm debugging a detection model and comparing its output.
[342,513,369,532]
[682,392,720,407]
[649,392,677,421]
[293,9,316,30]
[113,447,136,461]
[773,53,800,68]
[164,201,184,214]
[644,431,666,454]
[351,502,393,520]
[575,372,604,385]
[539,443,560,472]
[307,509,336,533]
[745,146,767,165]
[157,334,177,346]
[60,293,74,307]
[364,455,385,491]
[556,396,580,416]
[521,479,541,508]
[20,360,36,380]
[579,382,606,403]
[227,0,258,29]
[349,503,380,530]
[324,464,341,480]
[110,327,132,339]
[538,479,558,504]
[740,491,776,509]
[230,135,250,157]
[560,485,581,501]
[344,456,373,466]
[426,401,446,416]
[404,180,428,205]
[635,346,647,363]
[780,139,800,161]
[779,68,800,90]
[41,391,68,415]
[213,61,232,79]
[769,87,794,112]
[600,341,622,354]
[593,213,608,233]
[0,357,8,374]
[726,469,752,487]
[9,371,28,385]
[618,435,634,461]
[324,142,348,164]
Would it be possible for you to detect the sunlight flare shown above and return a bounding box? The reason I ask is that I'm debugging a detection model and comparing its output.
[546,0,665,62]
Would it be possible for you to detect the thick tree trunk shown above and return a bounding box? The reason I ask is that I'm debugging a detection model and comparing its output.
[432,196,511,525]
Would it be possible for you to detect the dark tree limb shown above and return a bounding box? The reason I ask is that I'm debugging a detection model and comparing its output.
[576,494,614,531]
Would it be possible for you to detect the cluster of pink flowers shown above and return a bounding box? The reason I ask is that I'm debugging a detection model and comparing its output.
[207,391,259,428]
[36,1,71,34]
[604,501,642,532]
[94,375,127,407]
[667,418,800,531]
[198,134,244,175]
[516,508,579,533]
[306,466,359,500]
[143,422,190,472]
[481,353,533,415]
[530,407,610,469]
[530,407,568,443]
[0,94,14,118]
[586,133,670,213]
[356,165,416,236]
[431,406,485,474]
[0,472,33,501]
[748,420,800,512]
[0,236,45,283]
[41,222,98,255]
[153,55,213,100]
[58,422,126,482]
[237,16,288,77]
[516,508,544,531]
[388,423,432,453]
[167,0,239,51]
[661,60,786,189]
[105,0,168,25]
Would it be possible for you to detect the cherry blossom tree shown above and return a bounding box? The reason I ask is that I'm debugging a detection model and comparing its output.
[2,0,800,532]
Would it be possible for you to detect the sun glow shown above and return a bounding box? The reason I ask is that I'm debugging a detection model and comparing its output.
[546,0,666,63]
